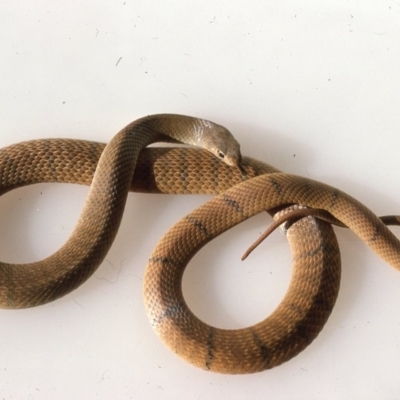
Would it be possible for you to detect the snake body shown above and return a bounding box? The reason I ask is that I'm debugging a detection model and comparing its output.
[0,115,398,374]
[0,114,242,308]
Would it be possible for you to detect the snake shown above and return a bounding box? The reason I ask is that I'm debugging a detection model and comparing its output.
[0,114,399,374]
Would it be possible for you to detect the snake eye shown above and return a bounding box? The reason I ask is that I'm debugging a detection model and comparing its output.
[217,151,225,159]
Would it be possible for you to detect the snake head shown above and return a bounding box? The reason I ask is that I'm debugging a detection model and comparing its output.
[203,124,246,177]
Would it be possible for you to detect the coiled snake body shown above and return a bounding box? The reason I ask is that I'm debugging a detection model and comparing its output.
[1,114,399,374]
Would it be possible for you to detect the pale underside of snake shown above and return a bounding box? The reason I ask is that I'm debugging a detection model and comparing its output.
[1,114,399,374]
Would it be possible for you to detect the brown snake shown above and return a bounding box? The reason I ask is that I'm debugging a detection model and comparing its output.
[0,114,399,374]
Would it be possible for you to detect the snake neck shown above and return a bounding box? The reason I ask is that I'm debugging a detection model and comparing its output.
[128,114,208,146]
[128,114,243,170]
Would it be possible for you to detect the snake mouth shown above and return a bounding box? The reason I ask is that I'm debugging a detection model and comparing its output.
[222,155,246,178]
[238,163,247,179]
[234,154,247,179]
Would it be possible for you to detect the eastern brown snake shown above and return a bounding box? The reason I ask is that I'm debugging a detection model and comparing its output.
[0,114,399,374]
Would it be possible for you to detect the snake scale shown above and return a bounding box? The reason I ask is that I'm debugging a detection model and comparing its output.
[0,114,399,374]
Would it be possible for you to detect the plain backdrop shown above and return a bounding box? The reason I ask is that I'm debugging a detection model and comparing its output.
[1,2,400,399]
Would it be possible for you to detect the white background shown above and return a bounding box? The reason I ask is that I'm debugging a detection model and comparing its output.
[1,1,400,399]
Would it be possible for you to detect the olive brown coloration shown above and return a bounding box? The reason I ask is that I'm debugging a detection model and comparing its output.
[0,114,242,308]
[145,172,400,373]
[0,114,398,374]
